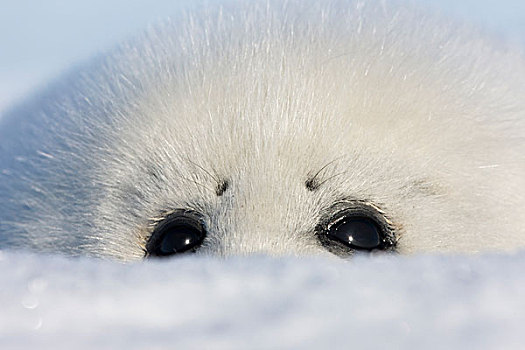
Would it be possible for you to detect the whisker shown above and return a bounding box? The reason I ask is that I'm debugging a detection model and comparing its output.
[186,158,221,183]
[309,156,342,183]
[316,171,347,188]
[179,175,216,193]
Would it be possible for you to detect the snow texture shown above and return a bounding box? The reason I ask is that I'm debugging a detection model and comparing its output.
[1,251,524,349]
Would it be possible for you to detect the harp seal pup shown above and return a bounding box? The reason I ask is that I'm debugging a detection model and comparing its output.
[0,0,524,260]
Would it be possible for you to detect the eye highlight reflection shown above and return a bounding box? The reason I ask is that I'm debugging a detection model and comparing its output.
[328,216,381,250]
[146,210,206,257]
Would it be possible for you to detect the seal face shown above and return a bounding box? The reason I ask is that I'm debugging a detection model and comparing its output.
[0,0,524,260]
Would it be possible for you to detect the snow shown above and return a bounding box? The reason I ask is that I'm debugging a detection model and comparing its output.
[1,251,524,349]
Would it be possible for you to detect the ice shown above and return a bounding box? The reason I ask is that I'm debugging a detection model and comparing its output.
[1,251,524,349]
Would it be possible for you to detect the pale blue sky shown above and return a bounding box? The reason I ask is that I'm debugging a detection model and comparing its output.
[1,0,524,111]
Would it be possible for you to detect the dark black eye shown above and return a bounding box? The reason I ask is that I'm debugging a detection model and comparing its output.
[146,210,206,257]
[317,209,396,255]
[328,216,382,250]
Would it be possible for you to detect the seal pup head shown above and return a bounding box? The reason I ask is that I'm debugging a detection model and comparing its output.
[0,0,524,260]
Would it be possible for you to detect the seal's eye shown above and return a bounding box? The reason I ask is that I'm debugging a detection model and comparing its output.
[316,208,396,255]
[327,216,382,250]
[146,211,206,257]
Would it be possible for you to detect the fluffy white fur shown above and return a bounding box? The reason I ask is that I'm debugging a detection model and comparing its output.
[0,0,524,260]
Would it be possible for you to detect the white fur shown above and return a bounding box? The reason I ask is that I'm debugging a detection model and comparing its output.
[0,0,524,260]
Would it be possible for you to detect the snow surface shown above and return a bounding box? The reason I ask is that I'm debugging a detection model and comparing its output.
[1,250,524,349]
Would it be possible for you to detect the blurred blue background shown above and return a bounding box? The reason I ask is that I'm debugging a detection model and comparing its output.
[1,0,524,111]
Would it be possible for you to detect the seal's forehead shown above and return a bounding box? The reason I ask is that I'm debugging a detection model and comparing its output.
[136,148,443,207]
